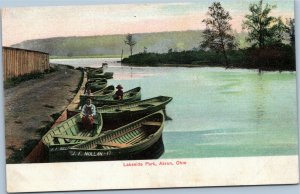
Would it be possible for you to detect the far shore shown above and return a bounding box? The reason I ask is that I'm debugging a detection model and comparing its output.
[121,63,296,72]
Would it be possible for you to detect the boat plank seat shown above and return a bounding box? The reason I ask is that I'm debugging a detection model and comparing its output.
[142,121,161,126]
[98,142,131,148]
[53,131,65,144]
[53,134,92,141]
[127,132,148,144]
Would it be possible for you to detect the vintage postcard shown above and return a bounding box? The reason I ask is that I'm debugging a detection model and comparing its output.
[2,0,299,193]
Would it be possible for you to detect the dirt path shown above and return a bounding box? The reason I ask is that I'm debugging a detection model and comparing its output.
[5,66,82,160]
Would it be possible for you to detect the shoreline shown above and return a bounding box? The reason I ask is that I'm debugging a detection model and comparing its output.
[50,58,295,72]
[121,63,296,72]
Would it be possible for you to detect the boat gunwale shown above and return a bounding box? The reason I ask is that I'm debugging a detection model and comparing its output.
[69,110,164,153]
[97,96,172,113]
[93,87,141,103]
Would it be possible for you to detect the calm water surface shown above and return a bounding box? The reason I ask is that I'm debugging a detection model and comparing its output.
[52,58,298,158]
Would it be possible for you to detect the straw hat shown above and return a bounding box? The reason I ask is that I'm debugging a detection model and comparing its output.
[116,84,123,89]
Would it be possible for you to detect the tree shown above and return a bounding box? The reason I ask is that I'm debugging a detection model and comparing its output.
[286,18,295,48]
[143,46,148,53]
[124,34,136,56]
[243,0,285,48]
[201,2,236,67]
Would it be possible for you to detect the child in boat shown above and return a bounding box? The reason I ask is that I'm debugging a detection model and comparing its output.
[114,84,124,100]
[81,98,96,130]
[84,88,93,96]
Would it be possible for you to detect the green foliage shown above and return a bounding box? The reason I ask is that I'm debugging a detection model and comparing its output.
[122,43,295,71]
[4,67,57,89]
[245,44,295,71]
[285,18,295,48]
[122,51,224,66]
[201,2,236,67]
[243,0,286,48]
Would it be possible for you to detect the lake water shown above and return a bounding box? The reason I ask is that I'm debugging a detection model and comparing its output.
[51,58,298,158]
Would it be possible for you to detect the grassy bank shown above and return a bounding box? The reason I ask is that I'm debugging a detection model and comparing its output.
[4,67,58,89]
[122,45,295,72]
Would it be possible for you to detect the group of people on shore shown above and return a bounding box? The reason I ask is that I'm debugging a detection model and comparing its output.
[81,84,124,130]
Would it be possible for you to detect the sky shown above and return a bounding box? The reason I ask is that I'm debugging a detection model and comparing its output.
[2,0,294,46]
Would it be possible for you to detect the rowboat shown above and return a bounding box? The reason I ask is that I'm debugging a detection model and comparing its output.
[86,79,108,92]
[68,111,165,160]
[88,72,113,79]
[98,96,172,123]
[87,77,105,83]
[92,87,141,107]
[85,78,105,86]
[86,67,103,74]
[80,85,115,107]
[93,85,115,96]
[42,112,103,162]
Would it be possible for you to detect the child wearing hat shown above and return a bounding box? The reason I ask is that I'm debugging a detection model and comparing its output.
[115,84,124,100]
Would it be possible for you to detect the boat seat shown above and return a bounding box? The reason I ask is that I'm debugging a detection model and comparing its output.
[142,121,161,126]
[53,134,92,141]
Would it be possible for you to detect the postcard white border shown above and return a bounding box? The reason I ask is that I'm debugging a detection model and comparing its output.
[2,1,300,194]
[6,156,299,193]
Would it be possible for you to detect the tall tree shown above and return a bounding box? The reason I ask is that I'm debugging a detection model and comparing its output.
[201,2,236,67]
[124,34,136,56]
[286,18,295,48]
[243,0,285,48]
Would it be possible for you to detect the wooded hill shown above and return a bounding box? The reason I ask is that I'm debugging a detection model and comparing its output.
[11,30,248,57]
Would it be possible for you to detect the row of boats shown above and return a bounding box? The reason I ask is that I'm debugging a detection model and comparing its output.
[42,66,173,162]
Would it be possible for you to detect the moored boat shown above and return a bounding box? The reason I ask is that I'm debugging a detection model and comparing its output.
[98,96,172,122]
[86,79,108,92]
[92,87,141,107]
[42,112,103,162]
[80,85,115,107]
[68,111,165,160]
[88,72,114,79]
[86,67,103,74]
[93,85,115,96]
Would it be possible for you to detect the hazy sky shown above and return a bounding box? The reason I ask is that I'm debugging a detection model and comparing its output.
[2,0,294,46]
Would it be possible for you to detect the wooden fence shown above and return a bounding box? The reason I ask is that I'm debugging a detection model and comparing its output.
[2,47,49,80]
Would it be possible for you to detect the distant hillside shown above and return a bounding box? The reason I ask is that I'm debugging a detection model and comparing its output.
[11,30,248,57]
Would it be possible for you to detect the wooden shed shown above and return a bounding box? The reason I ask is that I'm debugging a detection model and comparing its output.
[2,47,49,80]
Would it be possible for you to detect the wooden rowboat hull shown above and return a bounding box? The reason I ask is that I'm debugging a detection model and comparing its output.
[69,111,165,161]
[93,87,141,107]
[68,135,165,161]
[86,67,103,74]
[80,85,115,107]
[87,80,108,92]
[42,112,103,162]
[98,96,172,123]
[88,72,113,79]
